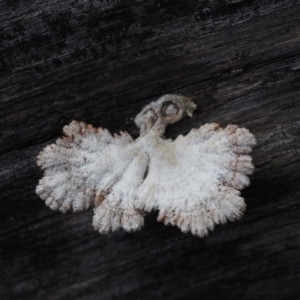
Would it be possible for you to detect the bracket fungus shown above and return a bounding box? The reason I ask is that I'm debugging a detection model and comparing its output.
[36,94,256,237]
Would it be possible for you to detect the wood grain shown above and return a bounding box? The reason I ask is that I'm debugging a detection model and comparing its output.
[1,1,300,299]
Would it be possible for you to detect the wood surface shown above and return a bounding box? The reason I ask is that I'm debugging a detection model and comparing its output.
[1,0,300,299]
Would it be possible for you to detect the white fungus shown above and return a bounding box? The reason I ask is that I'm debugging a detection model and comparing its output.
[36,94,256,237]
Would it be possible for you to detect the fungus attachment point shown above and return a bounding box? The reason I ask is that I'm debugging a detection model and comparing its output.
[36,94,256,237]
[161,101,179,117]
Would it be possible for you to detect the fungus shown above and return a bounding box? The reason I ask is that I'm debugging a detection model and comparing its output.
[36,94,256,237]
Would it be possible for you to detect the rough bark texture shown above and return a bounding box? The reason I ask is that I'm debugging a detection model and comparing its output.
[1,1,300,300]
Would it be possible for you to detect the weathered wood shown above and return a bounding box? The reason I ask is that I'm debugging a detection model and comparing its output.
[1,0,300,299]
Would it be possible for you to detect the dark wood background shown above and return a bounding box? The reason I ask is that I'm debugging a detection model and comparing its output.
[1,1,300,299]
